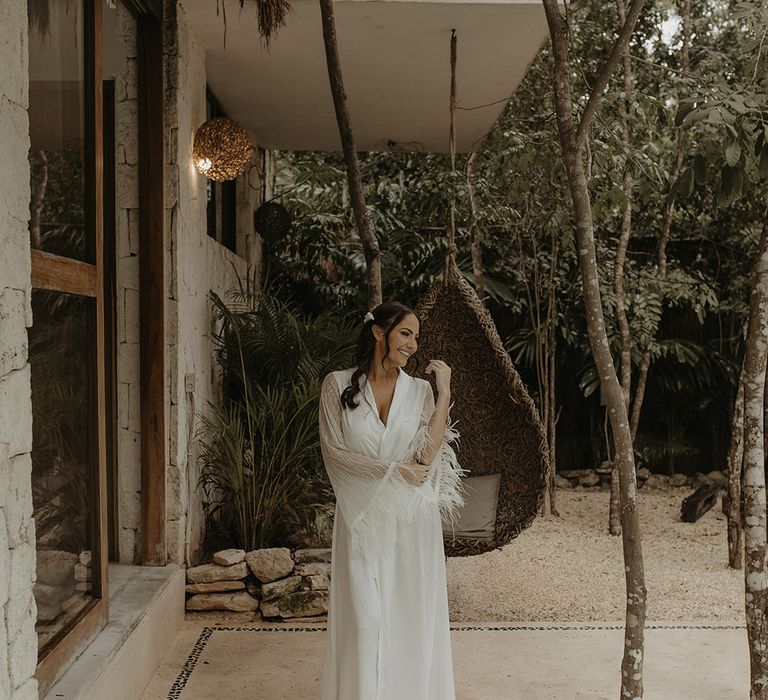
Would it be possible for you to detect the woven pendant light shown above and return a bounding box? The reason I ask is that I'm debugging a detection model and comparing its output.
[193,117,254,181]
[406,31,549,556]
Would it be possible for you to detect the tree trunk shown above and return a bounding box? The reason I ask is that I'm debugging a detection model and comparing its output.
[609,0,636,537]
[726,364,745,569]
[628,0,690,441]
[743,220,768,699]
[541,0,647,695]
[30,150,48,249]
[319,0,382,308]
[547,246,560,517]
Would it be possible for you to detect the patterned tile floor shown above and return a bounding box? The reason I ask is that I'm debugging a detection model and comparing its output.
[140,620,747,699]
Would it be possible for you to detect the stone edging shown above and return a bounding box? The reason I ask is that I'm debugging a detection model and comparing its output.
[165,623,747,697]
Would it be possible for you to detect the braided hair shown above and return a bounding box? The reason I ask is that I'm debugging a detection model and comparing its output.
[341,301,415,409]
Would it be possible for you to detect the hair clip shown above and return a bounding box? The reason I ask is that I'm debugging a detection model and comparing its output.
[363,311,374,324]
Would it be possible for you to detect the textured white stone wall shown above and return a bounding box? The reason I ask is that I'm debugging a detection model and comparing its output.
[114,3,143,564]
[165,0,264,566]
[0,0,40,697]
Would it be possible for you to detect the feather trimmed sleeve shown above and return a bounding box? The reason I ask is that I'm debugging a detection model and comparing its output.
[405,380,468,534]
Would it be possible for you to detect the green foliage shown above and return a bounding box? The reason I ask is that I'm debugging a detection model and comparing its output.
[259,0,766,473]
[198,272,357,550]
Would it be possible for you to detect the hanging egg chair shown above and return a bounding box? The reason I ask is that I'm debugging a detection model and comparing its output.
[407,256,549,556]
[405,31,549,557]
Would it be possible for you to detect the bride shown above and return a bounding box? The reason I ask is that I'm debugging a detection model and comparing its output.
[319,301,466,700]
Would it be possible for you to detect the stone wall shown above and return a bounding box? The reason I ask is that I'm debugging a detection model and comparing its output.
[114,2,143,564]
[164,0,265,566]
[0,0,39,697]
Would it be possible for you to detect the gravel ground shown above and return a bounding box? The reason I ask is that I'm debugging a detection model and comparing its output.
[447,488,744,623]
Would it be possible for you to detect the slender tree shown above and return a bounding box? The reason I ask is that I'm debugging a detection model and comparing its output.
[540,0,648,695]
[608,0,638,537]
[319,0,383,307]
[742,219,768,698]
[726,356,746,569]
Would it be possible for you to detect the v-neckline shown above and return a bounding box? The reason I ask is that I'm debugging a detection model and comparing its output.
[365,368,402,429]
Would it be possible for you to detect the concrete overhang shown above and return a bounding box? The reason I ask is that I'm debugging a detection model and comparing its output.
[181,0,550,153]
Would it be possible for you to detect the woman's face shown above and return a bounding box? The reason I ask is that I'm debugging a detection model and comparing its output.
[381,313,420,368]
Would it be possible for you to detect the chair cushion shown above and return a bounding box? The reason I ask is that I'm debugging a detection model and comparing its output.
[442,474,501,540]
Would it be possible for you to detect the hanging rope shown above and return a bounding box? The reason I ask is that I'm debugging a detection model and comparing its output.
[447,29,458,261]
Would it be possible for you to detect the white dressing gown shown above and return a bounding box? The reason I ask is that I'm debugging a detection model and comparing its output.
[319,367,466,700]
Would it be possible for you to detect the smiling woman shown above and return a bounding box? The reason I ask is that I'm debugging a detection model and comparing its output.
[319,301,467,700]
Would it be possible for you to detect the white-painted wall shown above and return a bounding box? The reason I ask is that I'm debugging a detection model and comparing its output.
[164,0,264,566]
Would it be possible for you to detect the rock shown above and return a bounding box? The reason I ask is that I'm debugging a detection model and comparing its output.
[304,574,329,591]
[670,473,688,487]
[213,549,246,566]
[33,581,65,605]
[260,590,329,618]
[36,600,63,622]
[558,469,593,479]
[554,475,573,489]
[186,591,259,612]
[74,563,91,582]
[246,548,294,583]
[636,467,651,481]
[246,580,261,597]
[642,474,670,490]
[186,562,248,584]
[578,471,600,487]
[261,575,303,601]
[36,550,78,587]
[707,470,728,488]
[596,461,613,475]
[78,550,92,567]
[295,562,331,577]
[185,581,246,594]
[294,548,332,565]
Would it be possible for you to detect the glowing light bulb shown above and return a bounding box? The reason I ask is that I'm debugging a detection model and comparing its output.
[196,158,212,173]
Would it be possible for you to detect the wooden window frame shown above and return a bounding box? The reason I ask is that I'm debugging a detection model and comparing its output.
[33,0,166,692]
[33,0,109,692]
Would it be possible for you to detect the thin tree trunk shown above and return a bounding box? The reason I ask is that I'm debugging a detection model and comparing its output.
[743,220,768,699]
[30,150,48,249]
[541,0,647,695]
[629,0,690,441]
[547,235,560,516]
[727,364,745,569]
[319,0,382,308]
[610,0,636,537]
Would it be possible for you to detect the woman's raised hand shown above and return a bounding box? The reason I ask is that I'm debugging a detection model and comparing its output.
[399,459,432,487]
[425,359,452,396]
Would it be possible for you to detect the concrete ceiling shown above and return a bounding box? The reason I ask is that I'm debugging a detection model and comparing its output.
[181,0,550,153]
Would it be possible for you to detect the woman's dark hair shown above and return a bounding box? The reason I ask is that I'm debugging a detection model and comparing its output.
[341,301,415,409]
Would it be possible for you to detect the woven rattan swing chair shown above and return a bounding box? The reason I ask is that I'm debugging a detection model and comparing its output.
[405,32,549,557]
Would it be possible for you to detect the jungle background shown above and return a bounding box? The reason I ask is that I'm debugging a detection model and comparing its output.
[198,0,767,553]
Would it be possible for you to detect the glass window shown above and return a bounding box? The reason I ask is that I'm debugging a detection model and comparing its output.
[205,90,238,254]
[30,289,97,654]
[28,0,91,263]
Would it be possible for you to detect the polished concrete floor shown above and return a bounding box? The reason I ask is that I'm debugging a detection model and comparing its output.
[140,620,748,699]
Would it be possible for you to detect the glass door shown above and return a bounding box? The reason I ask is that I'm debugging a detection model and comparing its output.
[28,0,109,692]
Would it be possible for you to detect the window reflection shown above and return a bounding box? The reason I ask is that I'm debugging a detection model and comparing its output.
[30,290,95,653]
[28,0,89,262]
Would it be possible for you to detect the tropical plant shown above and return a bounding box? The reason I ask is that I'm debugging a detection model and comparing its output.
[197,271,356,551]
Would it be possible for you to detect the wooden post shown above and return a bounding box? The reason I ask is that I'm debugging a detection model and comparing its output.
[138,12,166,565]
